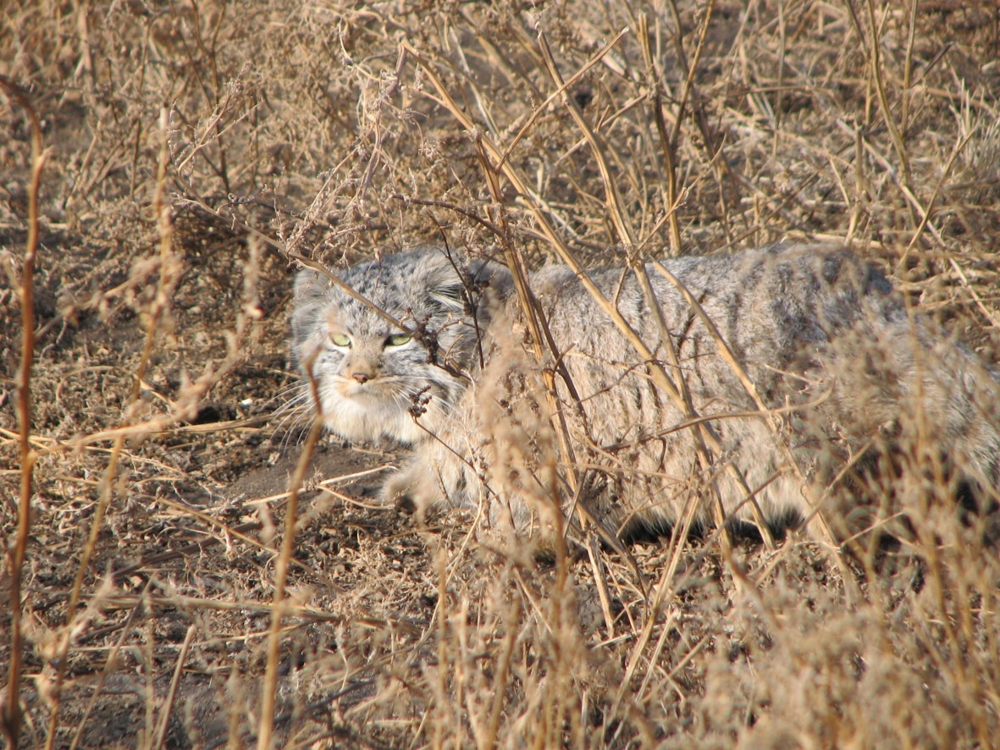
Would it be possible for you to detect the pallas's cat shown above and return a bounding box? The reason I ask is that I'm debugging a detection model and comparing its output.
[291,245,1000,538]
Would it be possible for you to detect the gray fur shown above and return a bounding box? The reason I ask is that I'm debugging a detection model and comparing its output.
[291,249,509,445]
[292,245,1000,537]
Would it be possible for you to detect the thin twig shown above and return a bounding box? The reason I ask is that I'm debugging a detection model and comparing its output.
[865,0,911,187]
[0,74,47,750]
[150,625,197,750]
[257,386,325,749]
[44,107,183,750]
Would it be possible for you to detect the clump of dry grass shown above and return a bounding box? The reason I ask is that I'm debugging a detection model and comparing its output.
[2,0,1000,747]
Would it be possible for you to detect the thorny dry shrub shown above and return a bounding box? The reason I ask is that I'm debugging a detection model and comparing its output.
[2,0,1000,747]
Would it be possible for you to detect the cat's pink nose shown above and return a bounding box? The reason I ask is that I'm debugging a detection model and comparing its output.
[352,372,371,384]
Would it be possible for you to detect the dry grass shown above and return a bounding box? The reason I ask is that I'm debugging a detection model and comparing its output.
[2,0,1000,747]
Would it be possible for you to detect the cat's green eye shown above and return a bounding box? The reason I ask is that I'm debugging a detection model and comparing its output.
[384,333,412,347]
[329,333,352,348]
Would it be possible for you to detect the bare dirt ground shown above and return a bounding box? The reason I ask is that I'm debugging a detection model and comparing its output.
[2,0,1000,747]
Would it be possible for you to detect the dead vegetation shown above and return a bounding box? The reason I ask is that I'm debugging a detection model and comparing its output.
[2,0,1000,747]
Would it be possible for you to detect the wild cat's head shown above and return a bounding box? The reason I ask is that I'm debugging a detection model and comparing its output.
[291,249,507,445]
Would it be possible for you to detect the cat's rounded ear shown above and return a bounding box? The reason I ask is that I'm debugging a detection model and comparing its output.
[429,281,466,311]
[414,252,468,312]
[294,268,329,303]
[420,252,513,311]
[291,268,332,348]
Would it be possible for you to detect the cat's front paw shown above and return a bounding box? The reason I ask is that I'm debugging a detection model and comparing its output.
[380,460,448,517]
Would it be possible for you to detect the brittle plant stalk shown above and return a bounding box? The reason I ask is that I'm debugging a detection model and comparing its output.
[865,0,911,188]
[0,75,47,750]
[41,106,183,750]
[257,379,325,750]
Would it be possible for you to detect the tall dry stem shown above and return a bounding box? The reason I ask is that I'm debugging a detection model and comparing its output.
[0,74,47,750]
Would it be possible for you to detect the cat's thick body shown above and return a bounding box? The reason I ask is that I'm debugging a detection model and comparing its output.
[292,245,1000,536]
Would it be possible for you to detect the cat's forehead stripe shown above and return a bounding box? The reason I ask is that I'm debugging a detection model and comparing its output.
[333,258,439,326]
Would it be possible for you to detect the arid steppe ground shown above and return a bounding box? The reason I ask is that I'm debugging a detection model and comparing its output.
[2,0,1000,747]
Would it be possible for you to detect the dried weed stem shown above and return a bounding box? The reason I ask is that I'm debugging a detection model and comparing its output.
[0,74,47,750]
